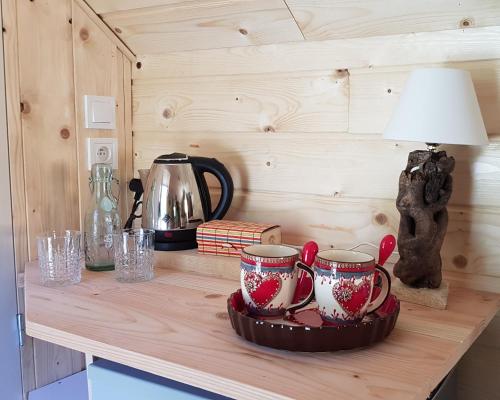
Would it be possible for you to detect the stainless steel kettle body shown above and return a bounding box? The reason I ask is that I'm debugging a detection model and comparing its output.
[142,153,234,251]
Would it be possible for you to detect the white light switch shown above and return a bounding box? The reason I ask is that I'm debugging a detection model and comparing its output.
[92,101,113,123]
[84,95,116,129]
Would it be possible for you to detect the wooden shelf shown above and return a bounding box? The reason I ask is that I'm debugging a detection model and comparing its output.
[25,253,499,400]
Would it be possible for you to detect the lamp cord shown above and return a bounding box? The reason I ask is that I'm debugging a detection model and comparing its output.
[347,242,400,263]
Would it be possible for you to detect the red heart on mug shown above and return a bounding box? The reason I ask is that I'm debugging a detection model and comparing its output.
[333,278,371,315]
[244,272,282,307]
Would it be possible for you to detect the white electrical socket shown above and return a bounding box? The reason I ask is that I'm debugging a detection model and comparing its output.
[87,138,118,171]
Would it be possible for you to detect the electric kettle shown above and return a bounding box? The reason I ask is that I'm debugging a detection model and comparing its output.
[141,153,234,251]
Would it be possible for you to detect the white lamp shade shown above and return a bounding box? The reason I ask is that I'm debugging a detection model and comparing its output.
[383,68,488,146]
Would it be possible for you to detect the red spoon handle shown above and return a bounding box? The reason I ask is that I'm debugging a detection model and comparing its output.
[378,235,396,266]
[293,241,318,304]
[301,241,319,266]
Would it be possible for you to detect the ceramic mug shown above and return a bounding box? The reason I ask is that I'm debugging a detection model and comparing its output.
[314,250,391,324]
[241,244,316,317]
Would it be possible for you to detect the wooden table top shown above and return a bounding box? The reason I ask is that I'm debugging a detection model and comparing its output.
[25,257,499,400]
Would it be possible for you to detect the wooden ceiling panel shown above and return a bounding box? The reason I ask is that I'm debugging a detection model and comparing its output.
[100,0,304,54]
[85,0,178,14]
[84,0,500,54]
[285,0,500,41]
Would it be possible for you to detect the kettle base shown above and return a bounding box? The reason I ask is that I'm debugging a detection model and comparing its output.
[153,227,199,251]
[154,241,198,251]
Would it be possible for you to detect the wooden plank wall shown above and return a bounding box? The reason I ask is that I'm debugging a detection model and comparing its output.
[1,0,134,397]
[130,6,500,400]
[132,31,500,291]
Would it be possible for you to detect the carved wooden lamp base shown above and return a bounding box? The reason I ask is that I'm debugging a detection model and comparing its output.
[393,148,455,290]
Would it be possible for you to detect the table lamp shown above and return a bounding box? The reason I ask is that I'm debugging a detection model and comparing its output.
[384,68,488,289]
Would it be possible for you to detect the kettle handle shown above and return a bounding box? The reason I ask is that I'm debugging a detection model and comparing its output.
[190,157,234,220]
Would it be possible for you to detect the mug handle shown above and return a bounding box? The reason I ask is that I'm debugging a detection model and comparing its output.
[292,241,319,303]
[287,261,315,314]
[367,265,392,314]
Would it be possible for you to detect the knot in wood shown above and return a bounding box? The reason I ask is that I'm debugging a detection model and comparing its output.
[79,28,89,41]
[60,128,70,139]
[452,255,468,269]
[459,18,473,28]
[205,293,223,299]
[334,69,349,79]
[239,28,248,35]
[162,109,172,119]
[216,312,229,320]
[20,101,31,114]
[263,125,275,133]
[374,213,387,225]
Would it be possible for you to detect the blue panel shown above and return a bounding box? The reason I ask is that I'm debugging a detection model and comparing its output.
[0,30,23,399]
[29,371,88,400]
[88,359,232,400]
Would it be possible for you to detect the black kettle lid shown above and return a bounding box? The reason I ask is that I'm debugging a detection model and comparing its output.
[154,153,190,164]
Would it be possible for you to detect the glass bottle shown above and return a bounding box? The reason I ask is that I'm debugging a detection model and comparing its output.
[84,163,121,271]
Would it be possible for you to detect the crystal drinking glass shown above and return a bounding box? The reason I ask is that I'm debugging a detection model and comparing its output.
[114,229,155,283]
[37,230,82,287]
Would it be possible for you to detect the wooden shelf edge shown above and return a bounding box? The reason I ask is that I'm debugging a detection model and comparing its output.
[25,320,288,400]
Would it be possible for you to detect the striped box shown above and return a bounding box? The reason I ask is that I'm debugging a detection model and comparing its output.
[197,220,281,257]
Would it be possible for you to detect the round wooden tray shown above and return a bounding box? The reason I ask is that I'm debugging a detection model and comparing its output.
[227,290,400,352]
